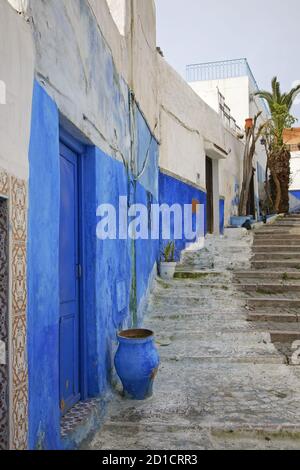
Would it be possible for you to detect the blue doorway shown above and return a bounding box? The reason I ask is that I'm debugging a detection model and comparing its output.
[59,142,81,416]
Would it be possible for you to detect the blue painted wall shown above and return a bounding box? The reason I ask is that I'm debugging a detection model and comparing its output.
[159,171,206,260]
[27,81,160,449]
[134,107,159,324]
[219,198,225,235]
[27,82,61,450]
[289,190,300,212]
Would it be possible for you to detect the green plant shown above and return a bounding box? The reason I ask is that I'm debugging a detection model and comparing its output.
[161,241,175,262]
[256,77,300,213]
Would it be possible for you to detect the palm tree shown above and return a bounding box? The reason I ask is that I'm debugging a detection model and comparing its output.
[256,78,300,213]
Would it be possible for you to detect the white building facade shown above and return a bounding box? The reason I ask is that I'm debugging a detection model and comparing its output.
[187,58,269,222]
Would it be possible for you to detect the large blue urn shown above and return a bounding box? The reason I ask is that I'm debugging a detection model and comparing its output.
[114,329,160,400]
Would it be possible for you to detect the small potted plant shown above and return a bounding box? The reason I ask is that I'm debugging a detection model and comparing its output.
[159,241,176,280]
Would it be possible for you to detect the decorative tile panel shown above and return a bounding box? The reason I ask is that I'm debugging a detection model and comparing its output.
[11,178,27,242]
[11,243,27,315]
[0,169,29,449]
[11,314,27,389]
[0,198,8,450]
[11,383,28,450]
[0,169,9,197]
[10,176,28,450]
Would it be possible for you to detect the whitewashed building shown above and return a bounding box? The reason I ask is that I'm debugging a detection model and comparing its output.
[187,58,269,221]
[0,0,268,450]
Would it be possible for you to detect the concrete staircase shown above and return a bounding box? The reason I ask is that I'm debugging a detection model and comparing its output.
[86,220,300,450]
[235,214,300,363]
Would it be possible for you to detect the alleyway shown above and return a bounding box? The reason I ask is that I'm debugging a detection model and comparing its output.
[85,217,300,450]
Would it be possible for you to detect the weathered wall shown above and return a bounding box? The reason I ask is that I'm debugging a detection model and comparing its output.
[158,58,225,190]
[158,57,247,226]
[190,76,250,129]
[159,171,206,257]
[27,82,60,450]
[0,0,34,180]
[27,79,159,449]
[1,0,270,451]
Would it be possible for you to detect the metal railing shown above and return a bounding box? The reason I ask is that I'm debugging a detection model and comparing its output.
[186,58,269,115]
[218,91,242,135]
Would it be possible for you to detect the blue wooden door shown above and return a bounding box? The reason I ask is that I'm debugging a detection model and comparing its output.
[59,142,80,415]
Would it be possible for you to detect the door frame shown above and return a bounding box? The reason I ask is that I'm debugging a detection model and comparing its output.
[206,156,214,234]
[59,128,88,405]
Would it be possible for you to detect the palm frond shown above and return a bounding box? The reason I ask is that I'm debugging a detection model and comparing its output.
[271,76,281,103]
[254,90,274,107]
[283,84,300,110]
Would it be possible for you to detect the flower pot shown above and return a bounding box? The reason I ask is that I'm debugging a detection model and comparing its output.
[245,118,253,129]
[114,329,160,400]
[159,261,177,280]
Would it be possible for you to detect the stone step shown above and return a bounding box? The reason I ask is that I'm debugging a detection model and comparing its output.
[238,283,300,293]
[234,271,300,280]
[246,297,300,309]
[253,245,300,253]
[247,312,299,323]
[252,252,300,261]
[174,270,221,279]
[254,239,300,246]
[271,331,300,343]
[254,233,300,239]
[252,260,300,270]
[273,222,300,226]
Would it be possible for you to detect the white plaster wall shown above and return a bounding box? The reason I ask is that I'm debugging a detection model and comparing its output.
[290,152,300,190]
[24,0,133,163]
[0,0,34,180]
[89,0,159,139]
[1,0,254,228]
[190,76,250,129]
[158,57,229,189]
[106,0,128,36]
[131,0,159,136]
[88,0,130,82]
[220,129,244,223]
[158,56,245,225]
[6,0,28,13]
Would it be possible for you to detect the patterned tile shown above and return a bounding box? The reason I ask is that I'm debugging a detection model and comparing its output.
[0,199,8,450]
[11,242,27,315]
[11,384,28,450]
[10,177,28,450]
[0,172,29,449]
[11,314,27,389]
[61,399,101,438]
[11,178,27,242]
[0,169,9,197]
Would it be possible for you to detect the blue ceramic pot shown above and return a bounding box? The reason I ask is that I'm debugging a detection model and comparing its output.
[114,329,160,400]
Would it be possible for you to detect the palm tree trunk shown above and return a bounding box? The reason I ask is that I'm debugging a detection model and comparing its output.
[277,149,291,213]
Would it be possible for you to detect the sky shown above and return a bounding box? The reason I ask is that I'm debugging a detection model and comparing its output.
[155,0,300,121]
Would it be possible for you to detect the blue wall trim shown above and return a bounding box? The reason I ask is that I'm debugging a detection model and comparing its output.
[290,190,300,200]
[219,199,225,235]
[159,171,206,259]
[27,81,61,450]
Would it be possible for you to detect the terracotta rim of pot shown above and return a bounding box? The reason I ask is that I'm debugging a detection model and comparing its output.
[117,329,154,342]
